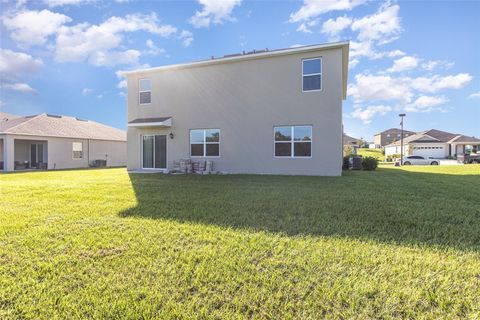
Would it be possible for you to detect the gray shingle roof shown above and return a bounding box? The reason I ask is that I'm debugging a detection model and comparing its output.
[375,128,416,136]
[343,134,361,145]
[0,113,126,141]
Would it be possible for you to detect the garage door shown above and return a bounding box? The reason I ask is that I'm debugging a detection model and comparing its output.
[412,146,445,158]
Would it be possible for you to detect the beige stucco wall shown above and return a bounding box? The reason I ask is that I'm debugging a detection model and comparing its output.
[126,47,345,176]
[89,139,127,167]
[1,134,126,171]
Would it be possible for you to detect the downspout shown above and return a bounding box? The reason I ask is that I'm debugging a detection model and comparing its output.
[88,139,90,166]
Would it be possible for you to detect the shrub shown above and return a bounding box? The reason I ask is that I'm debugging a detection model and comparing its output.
[362,156,378,171]
[385,153,401,162]
[343,146,354,157]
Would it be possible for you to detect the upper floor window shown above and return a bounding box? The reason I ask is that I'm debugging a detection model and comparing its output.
[190,129,220,157]
[139,79,151,105]
[72,142,83,159]
[274,126,312,158]
[302,58,322,92]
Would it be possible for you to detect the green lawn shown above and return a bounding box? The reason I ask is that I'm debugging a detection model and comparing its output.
[357,148,385,161]
[1,166,479,319]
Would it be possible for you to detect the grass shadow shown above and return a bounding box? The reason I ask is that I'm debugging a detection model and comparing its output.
[120,167,480,251]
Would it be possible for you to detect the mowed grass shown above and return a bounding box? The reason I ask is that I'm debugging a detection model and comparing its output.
[1,166,479,319]
[357,148,385,161]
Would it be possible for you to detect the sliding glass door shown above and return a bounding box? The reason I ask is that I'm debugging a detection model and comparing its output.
[30,143,44,168]
[142,135,167,169]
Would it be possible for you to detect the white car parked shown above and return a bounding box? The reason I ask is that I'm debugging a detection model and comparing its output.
[402,155,439,165]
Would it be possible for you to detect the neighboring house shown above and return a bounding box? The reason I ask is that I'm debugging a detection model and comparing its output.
[122,42,349,176]
[0,112,127,172]
[384,129,480,158]
[343,133,362,147]
[373,128,416,147]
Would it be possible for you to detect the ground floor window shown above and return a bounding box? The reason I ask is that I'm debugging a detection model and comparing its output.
[274,126,312,158]
[143,135,167,169]
[190,129,220,157]
[72,142,83,159]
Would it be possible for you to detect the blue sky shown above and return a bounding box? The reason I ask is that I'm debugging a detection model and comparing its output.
[1,0,479,140]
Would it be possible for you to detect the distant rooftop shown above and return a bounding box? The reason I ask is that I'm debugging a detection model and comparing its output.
[375,128,416,136]
[386,129,480,147]
[0,113,126,141]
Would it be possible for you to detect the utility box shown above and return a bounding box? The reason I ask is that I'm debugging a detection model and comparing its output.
[349,156,363,170]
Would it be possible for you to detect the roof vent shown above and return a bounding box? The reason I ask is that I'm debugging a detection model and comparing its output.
[223,53,243,58]
[46,114,62,118]
[75,117,88,122]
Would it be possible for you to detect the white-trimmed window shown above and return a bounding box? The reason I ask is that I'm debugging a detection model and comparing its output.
[72,142,83,159]
[302,58,322,92]
[274,126,312,158]
[190,129,220,157]
[139,79,151,105]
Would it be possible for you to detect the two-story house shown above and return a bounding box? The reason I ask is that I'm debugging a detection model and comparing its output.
[121,42,349,176]
[373,128,416,147]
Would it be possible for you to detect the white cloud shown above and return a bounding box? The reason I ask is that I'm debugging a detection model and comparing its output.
[349,58,359,68]
[4,10,190,66]
[296,19,319,33]
[387,56,419,73]
[289,0,365,23]
[349,40,382,59]
[349,73,473,105]
[96,94,103,99]
[351,4,402,43]
[88,50,141,67]
[43,0,87,7]
[145,39,165,55]
[351,105,392,124]
[54,13,176,66]
[189,0,242,28]
[406,95,448,112]
[178,30,194,47]
[348,74,412,103]
[117,79,127,89]
[421,60,454,71]
[3,9,72,47]
[410,73,472,93]
[349,40,404,62]
[386,50,405,58]
[0,48,43,80]
[321,15,351,39]
[1,82,38,95]
[468,91,480,99]
[82,88,93,95]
